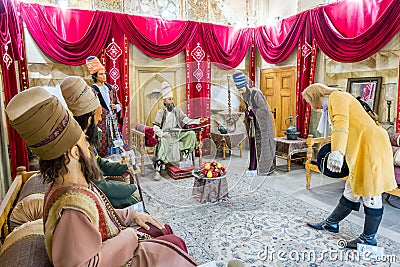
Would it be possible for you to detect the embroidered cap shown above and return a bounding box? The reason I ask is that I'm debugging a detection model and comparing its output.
[5,87,82,160]
[86,56,105,75]
[60,76,100,116]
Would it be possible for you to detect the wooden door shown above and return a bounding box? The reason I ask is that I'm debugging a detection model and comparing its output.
[260,67,296,137]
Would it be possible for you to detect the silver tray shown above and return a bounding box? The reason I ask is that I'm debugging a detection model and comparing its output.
[192,169,226,180]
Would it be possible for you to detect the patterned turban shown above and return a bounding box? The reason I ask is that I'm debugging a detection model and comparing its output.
[86,56,105,75]
[60,76,100,116]
[232,71,248,89]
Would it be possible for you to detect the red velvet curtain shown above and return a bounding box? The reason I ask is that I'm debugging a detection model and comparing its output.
[15,1,29,92]
[19,4,254,64]
[255,11,308,64]
[16,0,400,137]
[1,0,21,57]
[2,60,30,177]
[100,25,130,143]
[186,39,211,155]
[1,0,29,176]
[248,29,256,87]
[19,3,113,65]
[20,1,400,66]
[200,23,252,69]
[310,0,400,62]
[116,13,198,58]
[397,59,400,133]
[296,19,318,138]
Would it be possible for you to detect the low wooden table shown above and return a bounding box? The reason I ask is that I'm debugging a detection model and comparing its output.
[274,137,308,172]
[210,132,246,159]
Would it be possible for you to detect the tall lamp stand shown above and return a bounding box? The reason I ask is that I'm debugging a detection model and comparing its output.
[381,83,396,131]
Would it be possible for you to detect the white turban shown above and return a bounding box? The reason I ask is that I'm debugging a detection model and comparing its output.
[161,82,173,99]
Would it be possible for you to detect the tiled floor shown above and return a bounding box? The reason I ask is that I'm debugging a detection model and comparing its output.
[267,165,400,238]
[137,147,400,245]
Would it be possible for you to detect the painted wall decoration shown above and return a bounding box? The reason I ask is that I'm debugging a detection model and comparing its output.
[94,0,122,12]
[186,0,208,21]
[123,0,180,18]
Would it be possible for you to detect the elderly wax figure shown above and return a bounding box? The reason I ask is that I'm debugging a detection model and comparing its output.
[5,87,196,266]
[232,71,276,175]
[60,76,141,209]
[303,83,397,248]
[153,82,206,180]
[86,56,123,157]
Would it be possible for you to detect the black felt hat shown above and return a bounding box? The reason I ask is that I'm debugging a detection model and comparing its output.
[317,143,349,178]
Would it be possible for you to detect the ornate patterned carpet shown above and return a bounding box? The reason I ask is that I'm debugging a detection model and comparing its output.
[141,172,400,267]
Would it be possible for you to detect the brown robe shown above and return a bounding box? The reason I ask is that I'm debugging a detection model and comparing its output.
[44,182,196,267]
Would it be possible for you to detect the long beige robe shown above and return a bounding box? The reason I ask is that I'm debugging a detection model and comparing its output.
[47,183,196,267]
[329,90,397,196]
[153,107,200,163]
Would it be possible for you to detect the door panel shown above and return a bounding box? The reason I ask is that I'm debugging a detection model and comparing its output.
[260,67,296,137]
[260,73,277,136]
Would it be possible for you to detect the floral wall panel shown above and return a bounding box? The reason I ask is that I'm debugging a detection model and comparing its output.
[186,0,208,21]
[94,0,122,12]
[61,0,92,9]
[123,0,180,19]
[29,0,93,9]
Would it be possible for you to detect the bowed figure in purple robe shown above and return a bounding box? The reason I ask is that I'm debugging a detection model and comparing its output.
[232,71,276,176]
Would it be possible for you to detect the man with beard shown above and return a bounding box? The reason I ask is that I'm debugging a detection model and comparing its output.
[153,81,206,180]
[5,86,196,267]
[60,76,141,209]
[232,71,276,176]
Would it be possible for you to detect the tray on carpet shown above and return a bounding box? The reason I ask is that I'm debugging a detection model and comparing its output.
[167,164,195,180]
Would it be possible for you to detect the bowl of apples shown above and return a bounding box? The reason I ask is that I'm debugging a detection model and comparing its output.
[193,160,227,179]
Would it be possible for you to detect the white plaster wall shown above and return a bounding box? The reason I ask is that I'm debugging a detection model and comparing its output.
[257,0,298,27]
[297,0,328,12]
[256,0,300,85]
[24,27,53,64]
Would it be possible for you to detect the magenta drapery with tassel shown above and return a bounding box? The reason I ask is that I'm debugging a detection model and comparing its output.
[1,0,29,177]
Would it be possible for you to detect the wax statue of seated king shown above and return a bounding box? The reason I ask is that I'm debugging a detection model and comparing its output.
[152,82,207,180]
